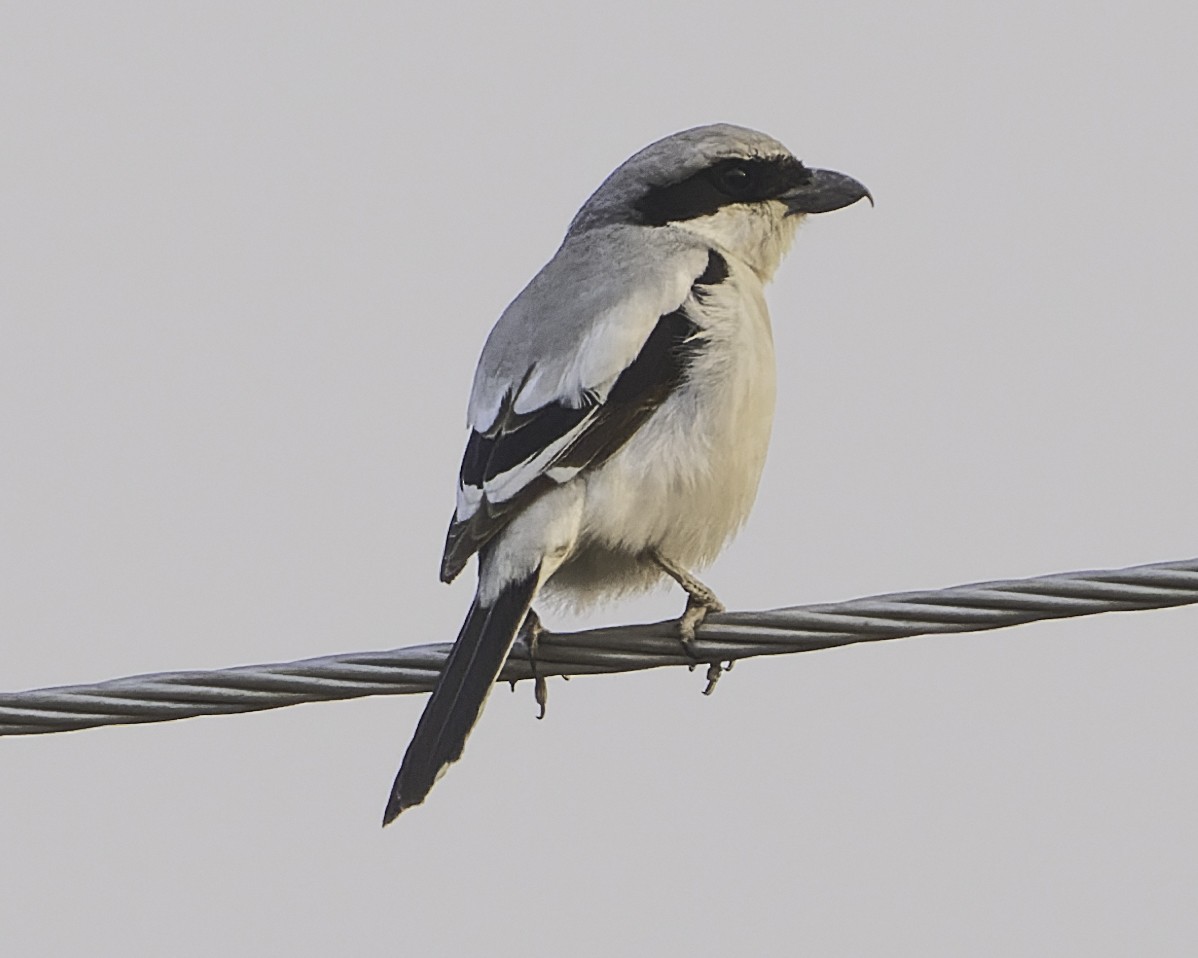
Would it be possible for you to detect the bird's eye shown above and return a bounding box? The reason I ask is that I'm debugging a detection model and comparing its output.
[716,163,753,195]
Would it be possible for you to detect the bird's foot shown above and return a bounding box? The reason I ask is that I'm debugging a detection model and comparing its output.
[677,590,725,654]
[519,609,548,720]
[649,549,728,685]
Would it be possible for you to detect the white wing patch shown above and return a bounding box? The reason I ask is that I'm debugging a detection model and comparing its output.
[467,407,600,514]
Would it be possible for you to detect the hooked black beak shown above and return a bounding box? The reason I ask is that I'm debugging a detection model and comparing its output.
[782,169,873,215]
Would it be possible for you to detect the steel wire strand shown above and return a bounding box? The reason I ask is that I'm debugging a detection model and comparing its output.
[1,556,1194,735]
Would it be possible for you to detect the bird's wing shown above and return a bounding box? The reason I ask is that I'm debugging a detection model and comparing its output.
[441,230,720,582]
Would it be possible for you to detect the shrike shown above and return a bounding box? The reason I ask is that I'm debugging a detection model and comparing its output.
[384,124,869,823]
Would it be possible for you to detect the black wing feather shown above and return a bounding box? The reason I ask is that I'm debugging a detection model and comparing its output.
[460,401,593,489]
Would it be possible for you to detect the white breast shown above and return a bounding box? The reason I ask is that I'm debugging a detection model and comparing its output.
[544,255,777,605]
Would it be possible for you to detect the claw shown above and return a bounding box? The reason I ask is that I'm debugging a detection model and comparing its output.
[703,662,724,696]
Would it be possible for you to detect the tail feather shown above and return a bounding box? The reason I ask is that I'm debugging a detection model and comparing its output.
[383,567,540,824]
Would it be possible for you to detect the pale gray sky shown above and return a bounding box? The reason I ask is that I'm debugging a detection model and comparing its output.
[2,2,1196,955]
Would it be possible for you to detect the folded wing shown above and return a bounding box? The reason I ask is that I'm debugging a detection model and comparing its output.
[441,235,719,582]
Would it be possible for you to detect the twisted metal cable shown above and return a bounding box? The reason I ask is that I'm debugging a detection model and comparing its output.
[2,556,1195,736]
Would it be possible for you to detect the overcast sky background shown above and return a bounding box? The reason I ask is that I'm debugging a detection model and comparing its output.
[2,2,1196,955]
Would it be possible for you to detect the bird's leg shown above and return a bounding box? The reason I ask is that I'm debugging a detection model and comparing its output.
[519,608,549,720]
[649,549,725,660]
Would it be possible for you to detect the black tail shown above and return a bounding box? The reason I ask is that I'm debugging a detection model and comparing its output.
[383,567,540,824]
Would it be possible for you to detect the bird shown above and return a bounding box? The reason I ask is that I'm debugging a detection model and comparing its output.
[383,123,869,823]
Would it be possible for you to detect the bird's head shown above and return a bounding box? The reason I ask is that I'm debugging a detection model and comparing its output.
[569,124,871,281]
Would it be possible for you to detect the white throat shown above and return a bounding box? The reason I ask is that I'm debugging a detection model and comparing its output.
[671,201,800,283]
